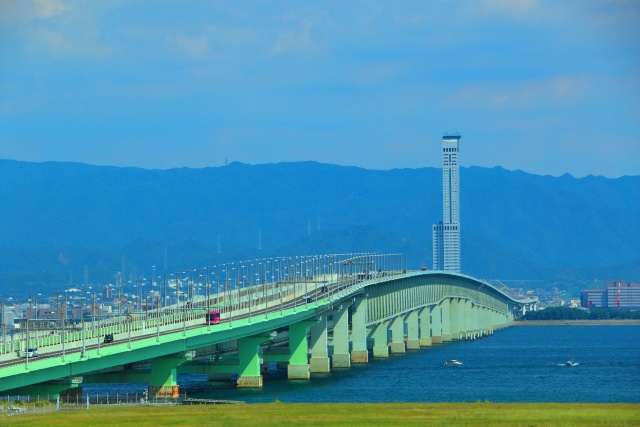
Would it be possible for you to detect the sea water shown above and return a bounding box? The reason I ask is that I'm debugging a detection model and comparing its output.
[84,325,640,403]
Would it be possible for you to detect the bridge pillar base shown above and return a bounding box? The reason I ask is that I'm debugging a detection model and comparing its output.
[351,350,369,364]
[373,345,389,358]
[148,385,180,398]
[237,375,263,388]
[390,342,405,354]
[407,339,420,350]
[332,353,351,368]
[441,333,452,342]
[287,364,310,380]
[431,336,443,344]
[419,337,432,347]
[309,357,330,373]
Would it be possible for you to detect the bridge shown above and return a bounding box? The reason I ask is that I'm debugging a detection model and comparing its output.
[0,253,537,397]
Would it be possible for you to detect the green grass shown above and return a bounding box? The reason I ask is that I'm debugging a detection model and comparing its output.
[2,402,639,427]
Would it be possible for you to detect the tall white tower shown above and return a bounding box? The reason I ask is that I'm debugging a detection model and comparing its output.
[433,134,461,273]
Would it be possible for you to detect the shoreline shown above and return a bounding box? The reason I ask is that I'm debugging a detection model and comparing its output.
[512,319,640,326]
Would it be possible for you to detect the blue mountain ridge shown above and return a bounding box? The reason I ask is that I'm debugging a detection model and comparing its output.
[1,159,638,298]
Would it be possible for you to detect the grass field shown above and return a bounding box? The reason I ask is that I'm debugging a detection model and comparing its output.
[2,402,639,427]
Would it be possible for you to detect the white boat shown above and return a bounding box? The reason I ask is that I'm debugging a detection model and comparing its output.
[444,359,463,366]
[565,359,579,367]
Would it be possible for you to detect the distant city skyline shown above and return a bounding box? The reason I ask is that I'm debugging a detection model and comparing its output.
[1,1,638,178]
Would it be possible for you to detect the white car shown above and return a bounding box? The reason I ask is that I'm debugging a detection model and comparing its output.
[20,348,38,358]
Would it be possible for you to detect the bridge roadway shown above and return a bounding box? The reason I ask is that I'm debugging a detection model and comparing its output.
[0,253,537,397]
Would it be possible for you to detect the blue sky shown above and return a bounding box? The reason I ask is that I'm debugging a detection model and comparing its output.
[1,1,638,177]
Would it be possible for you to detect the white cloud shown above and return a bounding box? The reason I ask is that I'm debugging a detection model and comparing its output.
[0,0,69,25]
[167,32,211,60]
[270,18,315,56]
[449,75,588,110]
[32,0,69,20]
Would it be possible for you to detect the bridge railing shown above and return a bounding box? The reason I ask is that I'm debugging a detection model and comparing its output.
[1,253,407,359]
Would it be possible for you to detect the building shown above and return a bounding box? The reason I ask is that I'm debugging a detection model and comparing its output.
[581,280,640,309]
[432,134,461,272]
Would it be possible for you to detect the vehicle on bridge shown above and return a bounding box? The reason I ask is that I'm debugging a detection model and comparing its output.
[205,310,221,325]
[103,334,114,343]
[19,348,38,358]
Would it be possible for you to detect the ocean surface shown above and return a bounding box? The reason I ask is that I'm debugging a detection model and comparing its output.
[84,325,640,403]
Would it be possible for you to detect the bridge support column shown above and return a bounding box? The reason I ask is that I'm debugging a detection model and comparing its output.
[418,306,432,347]
[309,316,330,373]
[469,303,479,339]
[331,304,351,368]
[389,315,405,354]
[405,310,420,350]
[371,321,389,358]
[149,355,185,398]
[440,298,452,342]
[431,305,442,344]
[450,298,460,340]
[350,295,368,363]
[237,335,270,387]
[287,320,317,380]
[458,299,468,340]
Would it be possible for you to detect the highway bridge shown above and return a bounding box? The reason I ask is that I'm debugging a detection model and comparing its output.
[0,253,537,397]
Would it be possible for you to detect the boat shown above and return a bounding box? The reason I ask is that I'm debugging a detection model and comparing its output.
[565,359,579,367]
[444,359,463,366]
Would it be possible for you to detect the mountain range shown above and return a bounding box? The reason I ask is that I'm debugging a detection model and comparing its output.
[1,159,638,299]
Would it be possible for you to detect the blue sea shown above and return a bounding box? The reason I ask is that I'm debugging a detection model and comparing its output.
[85,326,640,403]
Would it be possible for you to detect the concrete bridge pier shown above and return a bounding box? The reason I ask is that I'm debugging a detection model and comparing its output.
[457,299,469,340]
[332,304,352,368]
[350,295,369,364]
[309,316,330,373]
[149,355,185,398]
[389,315,405,354]
[440,298,452,342]
[450,298,462,340]
[405,310,420,350]
[371,321,389,358]
[237,335,271,388]
[418,306,432,347]
[431,305,443,344]
[469,303,479,340]
[287,320,317,380]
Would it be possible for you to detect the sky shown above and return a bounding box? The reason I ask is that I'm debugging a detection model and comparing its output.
[0,1,639,178]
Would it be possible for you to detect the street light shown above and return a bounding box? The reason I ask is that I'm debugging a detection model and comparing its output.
[154,297,160,342]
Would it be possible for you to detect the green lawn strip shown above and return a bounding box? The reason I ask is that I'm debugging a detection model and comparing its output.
[2,403,639,427]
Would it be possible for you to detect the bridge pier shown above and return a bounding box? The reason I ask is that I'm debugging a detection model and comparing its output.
[431,305,443,344]
[287,320,317,380]
[450,298,460,340]
[405,310,420,350]
[237,335,272,388]
[350,295,369,363]
[440,298,452,342]
[149,355,185,398]
[331,304,351,368]
[309,316,330,373]
[418,306,432,347]
[389,316,405,354]
[371,321,389,358]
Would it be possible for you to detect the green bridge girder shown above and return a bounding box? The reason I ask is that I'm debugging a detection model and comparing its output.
[0,254,537,397]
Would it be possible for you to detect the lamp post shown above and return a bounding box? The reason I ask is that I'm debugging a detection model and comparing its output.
[154,297,160,342]
[62,294,69,361]
[126,303,132,349]
[145,291,150,320]
[81,314,86,358]
[0,298,6,350]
